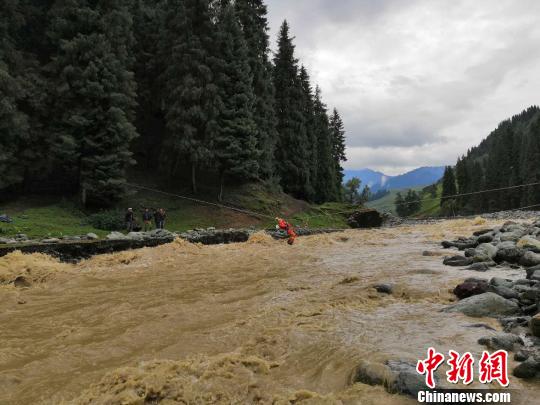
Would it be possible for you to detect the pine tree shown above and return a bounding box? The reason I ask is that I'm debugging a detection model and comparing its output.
[47,0,138,206]
[213,3,258,201]
[273,21,311,199]
[360,185,371,203]
[0,0,29,189]
[298,66,316,201]
[132,0,167,169]
[160,0,219,193]
[395,192,406,217]
[522,115,540,205]
[455,156,470,210]
[313,86,337,202]
[344,177,361,204]
[234,0,276,179]
[329,108,347,200]
[440,166,457,207]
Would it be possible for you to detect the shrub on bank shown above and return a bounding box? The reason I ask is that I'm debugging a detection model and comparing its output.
[87,210,124,231]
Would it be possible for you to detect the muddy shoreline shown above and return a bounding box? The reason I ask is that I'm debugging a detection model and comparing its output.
[0,227,344,262]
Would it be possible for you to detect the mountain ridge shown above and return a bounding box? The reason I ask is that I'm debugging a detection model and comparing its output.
[344,166,445,192]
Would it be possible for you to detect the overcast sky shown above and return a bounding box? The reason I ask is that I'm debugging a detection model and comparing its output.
[265,0,540,175]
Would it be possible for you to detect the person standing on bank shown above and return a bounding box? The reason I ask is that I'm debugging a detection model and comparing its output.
[125,208,135,232]
[157,208,166,229]
[142,208,153,231]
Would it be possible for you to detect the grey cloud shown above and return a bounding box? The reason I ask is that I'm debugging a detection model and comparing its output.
[265,0,540,171]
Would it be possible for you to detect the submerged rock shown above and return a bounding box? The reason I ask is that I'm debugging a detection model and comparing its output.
[352,359,432,398]
[374,284,393,294]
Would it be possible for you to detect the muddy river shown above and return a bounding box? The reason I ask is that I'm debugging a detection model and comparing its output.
[0,219,538,404]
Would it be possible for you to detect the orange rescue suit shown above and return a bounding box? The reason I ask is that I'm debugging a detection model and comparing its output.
[277,218,297,245]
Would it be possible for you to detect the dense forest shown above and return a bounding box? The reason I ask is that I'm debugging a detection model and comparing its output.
[0,0,347,207]
[441,105,540,215]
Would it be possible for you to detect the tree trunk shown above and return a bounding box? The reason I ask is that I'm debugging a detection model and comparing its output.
[81,186,87,208]
[218,171,225,202]
[191,162,198,194]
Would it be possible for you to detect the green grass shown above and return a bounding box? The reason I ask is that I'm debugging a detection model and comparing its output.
[0,198,108,239]
[291,202,358,228]
[0,184,355,240]
[365,188,419,214]
[415,183,443,217]
[365,184,442,217]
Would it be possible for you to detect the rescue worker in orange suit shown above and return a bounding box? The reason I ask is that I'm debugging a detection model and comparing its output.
[276,217,297,245]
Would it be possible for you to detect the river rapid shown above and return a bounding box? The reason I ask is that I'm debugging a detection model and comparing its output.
[0,219,538,404]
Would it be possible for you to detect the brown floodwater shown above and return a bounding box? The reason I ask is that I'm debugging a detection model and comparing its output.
[0,219,538,404]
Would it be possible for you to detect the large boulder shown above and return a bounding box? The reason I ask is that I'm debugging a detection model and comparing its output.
[347,209,383,228]
[442,238,478,250]
[387,360,431,397]
[477,233,494,243]
[473,228,494,236]
[474,243,498,262]
[500,231,525,242]
[106,232,128,240]
[513,358,540,379]
[526,265,540,280]
[478,333,524,352]
[530,314,540,338]
[488,285,519,300]
[517,236,540,252]
[443,292,521,317]
[521,251,540,267]
[352,359,432,398]
[126,232,146,241]
[495,241,524,263]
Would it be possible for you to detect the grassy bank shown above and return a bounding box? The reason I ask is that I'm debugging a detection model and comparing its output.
[0,184,357,239]
[366,184,443,217]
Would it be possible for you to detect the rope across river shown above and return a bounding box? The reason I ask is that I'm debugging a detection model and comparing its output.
[126,181,540,223]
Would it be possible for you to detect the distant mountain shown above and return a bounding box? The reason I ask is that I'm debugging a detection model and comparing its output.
[344,166,445,193]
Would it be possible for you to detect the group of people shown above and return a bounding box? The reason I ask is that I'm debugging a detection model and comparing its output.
[125,208,296,245]
[125,207,167,232]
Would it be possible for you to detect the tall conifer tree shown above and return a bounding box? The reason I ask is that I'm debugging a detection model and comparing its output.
[298,66,316,200]
[329,108,347,200]
[234,0,276,180]
[47,0,138,206]
[213,3,258,201]
[161,0,219,193]
[440,166,457,207]
[313,87,337,202]
[273,21,311,199]
[0,1,29,189]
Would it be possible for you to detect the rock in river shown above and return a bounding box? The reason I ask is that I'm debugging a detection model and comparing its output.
[531,314,540,338]
[478,332,524,351]
[443,292,521,317]
[521,251,540,267]
[453,279,489,299]
[347,209,383,229]
[443,255,473,267]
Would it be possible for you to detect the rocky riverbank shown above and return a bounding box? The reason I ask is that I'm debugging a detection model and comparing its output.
[441,218,540,380]
[0,227,344,262]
